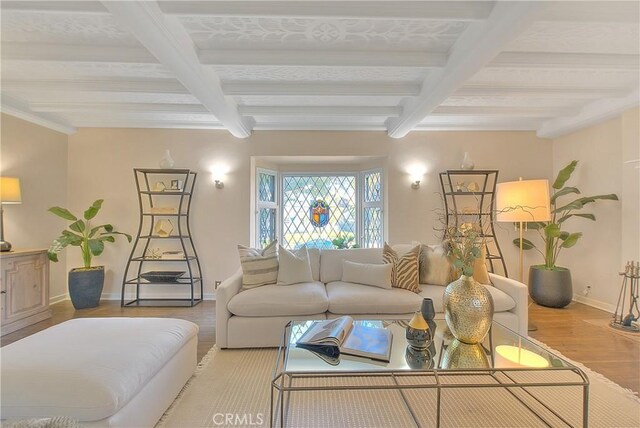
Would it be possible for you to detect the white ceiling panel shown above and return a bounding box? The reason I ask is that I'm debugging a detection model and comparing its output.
[235,95,406,107]
[209,65,430,82]
[1,61,172,79]
[468,68,640,89]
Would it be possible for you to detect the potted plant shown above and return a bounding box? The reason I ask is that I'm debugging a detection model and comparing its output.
[48,199,131,309]
[514,160,618,308]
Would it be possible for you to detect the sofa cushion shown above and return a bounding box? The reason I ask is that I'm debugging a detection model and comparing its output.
[342,260,393,289]
[309,248,320,282]
[326,281,422,315]
[418,283,516,313]
[237,240,279,290]
[277,245,313,285]
[320,248,383,283]
[383,243,420,293]
[228,281,328,317]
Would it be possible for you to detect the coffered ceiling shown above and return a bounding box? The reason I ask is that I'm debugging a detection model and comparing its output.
[1,1,638,138]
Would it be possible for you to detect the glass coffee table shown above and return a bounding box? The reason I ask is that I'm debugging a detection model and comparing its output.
[271,319,589,427]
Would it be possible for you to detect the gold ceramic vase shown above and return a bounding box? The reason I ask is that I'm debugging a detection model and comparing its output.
[440,339,490,369]
[443,275,494,344]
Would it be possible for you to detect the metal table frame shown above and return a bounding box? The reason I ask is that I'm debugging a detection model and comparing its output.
[271,321,589,428]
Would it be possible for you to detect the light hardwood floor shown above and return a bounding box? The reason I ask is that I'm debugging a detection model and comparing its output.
[2,299,638,393]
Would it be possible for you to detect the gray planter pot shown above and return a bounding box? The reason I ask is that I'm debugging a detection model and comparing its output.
[68,266,105,309]
[529,265,573,308]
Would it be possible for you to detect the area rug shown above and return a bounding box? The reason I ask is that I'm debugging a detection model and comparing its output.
[584,318,640,344]
[158,340,640,428]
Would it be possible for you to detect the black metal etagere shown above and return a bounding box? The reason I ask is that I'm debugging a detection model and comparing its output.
[439,170,508,277]
[121,168,203,307]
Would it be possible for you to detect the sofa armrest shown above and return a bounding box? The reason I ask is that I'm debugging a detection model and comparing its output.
[488,273,528,336]
[215,269,243,348]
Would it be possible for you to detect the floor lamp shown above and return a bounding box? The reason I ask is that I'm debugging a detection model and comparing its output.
[495,178,550,332]
[0,177,22,252]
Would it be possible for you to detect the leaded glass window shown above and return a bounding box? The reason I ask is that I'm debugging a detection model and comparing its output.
[256,169,278,249]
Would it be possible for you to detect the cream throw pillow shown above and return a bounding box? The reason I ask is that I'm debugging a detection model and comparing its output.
[473,246,492,285]
[341,260,393,289]
[277,245,313,285]
[237,240,279,290]
[419,243,456,286]
[383,243,420,293]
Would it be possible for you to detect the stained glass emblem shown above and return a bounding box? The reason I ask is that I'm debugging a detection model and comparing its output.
[309,199,330,228]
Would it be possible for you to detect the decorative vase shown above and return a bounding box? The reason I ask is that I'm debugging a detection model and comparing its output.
[405,311,432,350]
[529,265,573,308]
[405,346,434,369]
[443,275,494,344]
[159,149,175,169]
[440,339,490,369]
[460,152,475,170]
[420,298,438,335]
[68,266,105,309]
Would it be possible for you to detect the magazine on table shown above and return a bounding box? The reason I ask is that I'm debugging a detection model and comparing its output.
[296,316,393,362]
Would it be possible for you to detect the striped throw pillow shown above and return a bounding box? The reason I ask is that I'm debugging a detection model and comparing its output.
[383,243,420,293]
[238,240,279,290]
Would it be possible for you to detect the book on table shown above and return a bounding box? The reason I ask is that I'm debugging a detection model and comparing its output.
[296,316,393,363]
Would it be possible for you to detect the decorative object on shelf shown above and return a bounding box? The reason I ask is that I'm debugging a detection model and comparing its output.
[153,181,167,192]
[145,247,162,259]
[611,261,640,333]
[47,199,132,309]
[440,339,489,369]
[494,344,549,368]
[454,181,465,192]
[162,250,186,260]
[405,346,434,369]
[159,149,175,169]
[504,160,619,309]
[405,311,432,350]
[0,176,22,252]
[149,206,177,214]
[460,152,475,170]
[466,181,479,192]
[154,219,174,237]
[170,179,183,191]
[140,270,185,282]
[309,199,329,228]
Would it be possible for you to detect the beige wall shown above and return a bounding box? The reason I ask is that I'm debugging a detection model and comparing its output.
[67,128,552,299]
[552,107,640,311]
[0,114,69,301]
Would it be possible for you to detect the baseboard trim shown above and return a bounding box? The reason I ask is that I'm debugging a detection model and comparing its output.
[572,294,615,314]
[101,292,216,301]
[50,294,68,304]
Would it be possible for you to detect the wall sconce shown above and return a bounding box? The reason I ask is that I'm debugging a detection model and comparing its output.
[411,180,420,189]
[214,180,224,189]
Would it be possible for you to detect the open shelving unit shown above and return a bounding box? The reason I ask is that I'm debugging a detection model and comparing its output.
[439,170,508,277]
[121,168,203,307]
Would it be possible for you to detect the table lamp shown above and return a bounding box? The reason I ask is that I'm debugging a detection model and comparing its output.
[0,177,22,252]
[496,178,550,331]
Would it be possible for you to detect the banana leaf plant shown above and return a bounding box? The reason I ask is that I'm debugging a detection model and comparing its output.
[514,160,618,270]
[47,199,132,269]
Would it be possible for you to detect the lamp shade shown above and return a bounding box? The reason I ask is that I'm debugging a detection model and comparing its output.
[494,345,549,368]
[0,177,22,204]
[495,179,550,222]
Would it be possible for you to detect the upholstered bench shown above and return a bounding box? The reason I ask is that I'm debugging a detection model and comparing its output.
[1,318,198,427]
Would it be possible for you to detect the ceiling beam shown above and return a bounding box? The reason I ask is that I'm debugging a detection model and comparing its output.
[252,123,388,131]
[387,2,548,138]
[239,106,401,117]
[2,43,157,63]
[0,94,76,134]
[454,86,630,100]
[0,1,108,13]
[223,82,420,97]
[200,49,446,68]
[491,52,640,70]
[536,88,640,138]
[2,78,188,94]
[102,0,252,138]
[159,1,493,21]
[30,102,207,114]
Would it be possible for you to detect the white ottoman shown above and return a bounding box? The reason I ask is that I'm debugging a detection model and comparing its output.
[1,318,199,427]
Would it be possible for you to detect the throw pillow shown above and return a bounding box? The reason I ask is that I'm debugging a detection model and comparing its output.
[382,243,420,293]
[277,245,314,285]
[237,240,279,290]
[473,246,492,285]
[341,260,393,289]
[418,243,456,286]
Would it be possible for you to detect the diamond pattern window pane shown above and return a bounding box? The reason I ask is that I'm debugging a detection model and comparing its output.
[363,207,383,248]
[259,208,276,249]
[258,172,275,203]
[365,171,382,202]
[282,175,356,250]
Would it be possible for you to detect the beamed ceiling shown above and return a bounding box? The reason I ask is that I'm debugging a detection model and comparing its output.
[1,1,638,138]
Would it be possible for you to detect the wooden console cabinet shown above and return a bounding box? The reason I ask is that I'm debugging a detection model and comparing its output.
[1,249,52,336]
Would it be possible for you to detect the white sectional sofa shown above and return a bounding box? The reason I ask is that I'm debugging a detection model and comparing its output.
[216,248,528,348]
